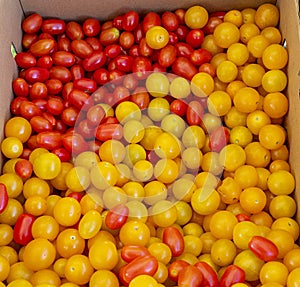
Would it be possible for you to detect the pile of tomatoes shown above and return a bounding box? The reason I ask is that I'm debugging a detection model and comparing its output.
[0,2,300,287]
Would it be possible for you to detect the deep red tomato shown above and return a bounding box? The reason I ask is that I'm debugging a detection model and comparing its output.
[82,51,107,71]
[29,82,48,100]
[19,101,42,120]
[37,55,53,69]
[29,39,55,57]
[132,56,152,79]
[248,236,279,262]
[170,99,188,117]
[95,123,123,142]
[32,99,48,113]
[186,29,205,48]
[194,261,219,287]
[100,27,120,46]
[175,43,194,58]
[236,213,251,222]
[190,48,212,66]
[123,74,139,91]
[113,15,124,30]
[104,44,122,58]
[203,16,223,34]
[174,8,185,24]
[52,51,76,67]
[83,18,101,37]
[71,39,94,58]
[66,21,84,40]
[142,12,161,33]
[13,213,35,245]
[70,65,85,81]
[41,19,66,35]
[119,255,159,286]
[86,105,106,127]
[178,265,203,287]
[52,147,71,162]
[25,67,50,84]
[12,78,29,97]
[114,55,134,73]
[168,31,179,44]
[62,133,89,155]
[138,38,153,58]
[77,119,95,140]
[158,44,177,67]
[121,245,150,263]
[209,126,230,152]
[168,260,190,282]
[36,131,62,150]
[119,31,135,50]
[22,13,43,34]
[46,79,63,95]
[22,33,39,49]
[74,78,97,93]
[67,192,84,202]
[162,11,179,31]
[45,97,64,116]
[199,63,216,77]
[219,265,246,287]
[93,69,109,86]
[27,135,39,150]
[122,11,139,31]
[14,159,33,179]
[57,36,72,52]
[68,89,94,110]
[49,66,72,83]
[172,56,197,80]
[10,97,29,115]
[0,183,8,214]
[176,25,190,41]
[105,204,129,230]
[85,37,103,51]
[133,24,144,44]
[15,52,37,69]
[131,86,150,109]
[30,115,53,133]
[186,100,205,126]
[162,226,184,257]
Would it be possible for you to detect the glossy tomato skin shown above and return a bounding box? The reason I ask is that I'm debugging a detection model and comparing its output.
[209,126,230,152]
[22,13,43,34]
[203,16,223,35]
[162,11,179,31]
[57,36,72,52]
[74,78,97,93]
[121,245,150,263]
[22,33,39,49]
[25,67,50,84]
[186,29,205,48]
[119,255,159,286]
[70,65,85,81]
[62,133,89,155]
[68,89,94,110]
[19,101,43,120]
[52,51,76,67]
[236,213,251,222]
[100,27,120,46]
[122,11,139,31]
[175,43,194,58]
[29,82,48,100]
[158,44,177,68]
[248,236,279,262]
[82,51,107,71]
[186,100,205,126]
[105,203,129,230]
[131,87,150,109]
[162,226,184,257]
[13,213,35,245]
[10,97,28,115]
[66,21,84,40]
[95,123,123,142]
[0,183,8,214]
[46,79,63,95]
[37,55,53,69]
[12,78,29,97]
[29,39,55,57]
[178,265,203,287]
[194,261,219,287]
[30,115,53,133]
[104,44,122,58]
[52,147,72,162]
[119,31,135,49]
[41,19,66,35]
[172,56,197,80]
[71,39,94,58]
[14,159,33,179]
[36,131,62,150]
[114,55,134,73]
[190,48,212,66]
[83,18,101,37]
[15,52,37,69]
[168,260,190,282]
[49,66,72,83]
[219,265,246,287]
[142,12,161,33]
[170,99,188,117]
[86,37,103,51]
[132,56,152,79]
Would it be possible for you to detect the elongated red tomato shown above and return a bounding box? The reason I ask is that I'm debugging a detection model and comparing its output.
[22,13,43,34]
[209,126,230,152]
[52,51,76,67]
[62,133,89,155]
[100,27,120,46]
[71,39,94,58]
[0,183,8,214]
[15,52,37,69]
[162,226,184,257]
[25,67,50,84]
[119,255,158,286]
[68,89,94,110]
[95,123,123,142]
[219,264,246,287]
[82,51,107,71]
[42,19,66,35]
[194,261,219,287]
[14,159,33,179]
[121,245,150,263]
[13,213,35,245]
[168,260,190,282]
[29,39,55,57]
[105,203,129,230]
[178,265,203,287]
[172,56,198,80]
[248,235,279,262]
[36,131,62,150]
[186,100,204,126]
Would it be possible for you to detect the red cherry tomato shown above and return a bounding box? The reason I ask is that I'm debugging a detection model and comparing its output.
[49,66,72,83]
[168,260,190,282]
[132,56,152,79]
[131,87,150,109]
[74,78,97,93]
[36,131,62,150]
[46,97,64,116]
[71,39,94,58]
[0,183,8,214]
[86,37,103,51]
[172,56,197,80]
[70,65,85,81]
[66,21,84,40]
[114,55,134,73]
[142,12,161,33]
[105,204,129,230]
[30,116,53,133]
[194,261,219,287]
[57,36,72,52]
[170,99,188,117]
[119,255,158,286]
[186,100,204,126]
[13,213,35,245]
[162,11,179,32]
[68,89,94,110]
[22,33,39,49]
[22,13,43,34]
[46,79,63,94]
[121,245,150,263]
[41,19,66,35]
[14,159,33,179]
[15,52,37,69]
[62,133,89,155]
[248,236,279,262]
[158,44,177,67]
[29,39,55,57]
[29,82,48,100]
[162,226,184,257]
[82,51,107,71]
[95,123,123,142]
[52,147,71,162]
[61,106,80,126]
[100,27,120,46]
[119,31,135,50]
[175,42,194,58]
[93,68,110,85]
[67,192,84,202]
[209,126,230,152]
[83,18,101,37]
[122,11,139,31]
[25,67,50,84]
[12,78,29,97]
[104,44,122,58]
[52,51,76,67]
[19,101,42,120]
[190,48,212,66]
[186,29,205,48]
[203,16,223,35]
[178,265,203,287]
[236,213,251,222]
[219,265,246,287]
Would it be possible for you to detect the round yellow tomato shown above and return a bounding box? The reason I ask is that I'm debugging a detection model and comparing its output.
[184,5,209,29]
[214,22,240,48]
[191,188,220,216]
[119,220,150,246]
[260,261,289,286]
[32,152,61,180]
[146,26,169,50]
[1,137,23,159]
[89,269,119,287]
[5,117,32,143]
[211,238,237,267]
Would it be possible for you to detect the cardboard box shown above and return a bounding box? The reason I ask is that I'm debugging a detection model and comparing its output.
[0,0,299,220]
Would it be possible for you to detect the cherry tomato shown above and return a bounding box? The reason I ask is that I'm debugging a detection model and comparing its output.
[86,36,103,51]
[70,64,85,81]
[22,13,43,34]
[0,183,8,214]
[190,48,212,66]
[14,52,36,69]
[41,19,66,35]
[186,29,205,48]
[162,11,179,31]
[168,260,190,282]
[66,21,84,40]
[178,265,203,287]
[158,45,177,67]
[105,203,129,230]
[100,27,120,46]
[172,56,198,80]
[74,78,97,93]
[142,12,161,33]
[71,39,93,58]
[248,235,279,262]
[95,123,123,142]
[209,126,230,152]
[29,39,55,57]
[120,31,135,49]
[46,97,64,115]
[12,78,29,97]
[61,106,80,126]
[219,264,246,287]
[105,44,122,58]
[62,133,89,155]
[186,100,205,126]
[68,89,94,110]
[93,68,110,85]
[49,66,72,83]
[25,67,50,84]
[122,11,139,31]
[52,51,76,67]
[14,159,33,179]
[22,32,39,49]
[121,245,150,263]
[57,35,72,52]
[132,56,152,79]
[119,255,159,286]
[83,18,101,37]
[36,131,62,150]
[19,101,42,120]
[162,226,184,257]
[115,55,134,73]
[30,116,53,133]
[37,55,53,69]
[82,51,107,71]
[194,261,219,287]
[203,16,223,34]
[170,99,188,117]
[13,213,35,245]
